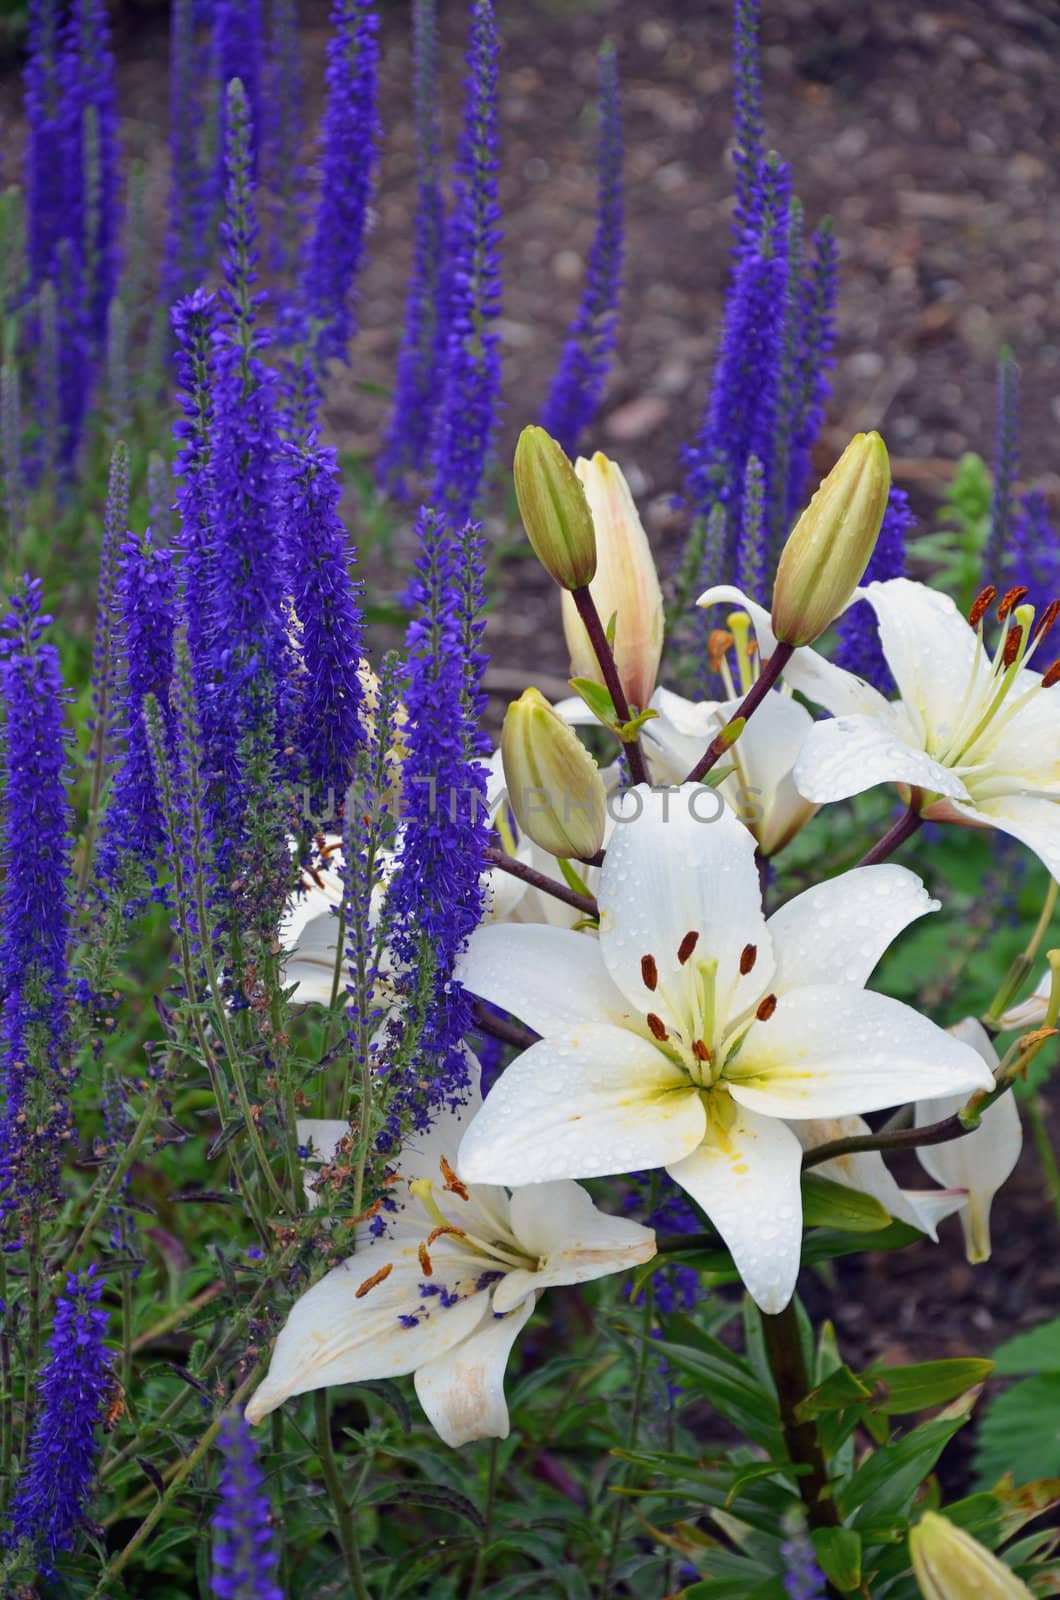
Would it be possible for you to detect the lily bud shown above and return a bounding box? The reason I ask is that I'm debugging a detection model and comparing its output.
[910,1513,1033,1600]
[560,451,665,710]
[771,431,891,646]
[513,426,597,591]
[501,687,606,860]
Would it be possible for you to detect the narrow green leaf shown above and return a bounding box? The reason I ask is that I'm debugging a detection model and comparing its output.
[810,1526,862,1590]
[568,676,616,726]
[795,1365,872,1420]
[859,1358,994,1415]
[840,1416,968,1526]
[801,1175,891,1232]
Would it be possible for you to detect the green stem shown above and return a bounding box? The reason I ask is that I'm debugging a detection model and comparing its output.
[1027,1094,1060,1233]
[314,1389,370,1600]
[983,878,1058,1029]
[571,584,650,785]
[761,1301,839,1531]
[467,1439,500,1600]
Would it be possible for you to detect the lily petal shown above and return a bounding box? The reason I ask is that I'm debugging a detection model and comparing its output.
[668,1100,804,1314]
[296,1118,352,1210]
[794,714,970,805]
[794,1117,963,1240]
[493,1182,656,1312]
[857,578,991,748]
[726,987,994,1119]
[456,923,630,1036]
[766,865,938,994]
[949,791,1060,882]
[413,1294,536,1448]
[457,1025,706,1187]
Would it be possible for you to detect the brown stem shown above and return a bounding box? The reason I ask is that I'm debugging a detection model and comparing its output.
[684,642,795,783]
[856,803,923,867]
[800,1111,974,1170]
[761,1301,839,1532]
[570,584,650,786]
[472,1000,537,1051]
[484,844,598,917]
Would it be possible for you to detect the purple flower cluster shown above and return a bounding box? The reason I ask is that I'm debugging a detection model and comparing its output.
[0,578,72,1216]
[301,0,380,367]
[213,0,265,181]
[1008,487,1060,622]
[377,0,447,496]
[781,1527,827,1600]
[539,43,623,455]
[430,0,503,525]
[211,1410,283,1600]
[835,486,914,691]
[7,1266,113,1568]
[263,0,306,281]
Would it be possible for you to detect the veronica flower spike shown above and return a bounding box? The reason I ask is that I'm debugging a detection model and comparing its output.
[245,1063,655,1446]
[699,576,1060,878]
[456,791,992,1313]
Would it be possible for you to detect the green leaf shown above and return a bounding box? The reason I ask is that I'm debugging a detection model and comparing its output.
[989,1316,1060,1376]
[801,1175,892,1232]
[795,1365,873,1420]
[568,677,616,726]
[801,1218,924,1265]
[840,1415,969,1526]
[652,1318,782,1452]
[615,707,659,739]
[810,1527,862,1591]
[858,1358,994,1415]
[681,1578,786,1599]
[974,1374,1060,1488]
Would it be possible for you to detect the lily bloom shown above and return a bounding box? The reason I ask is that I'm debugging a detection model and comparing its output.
[698,578,1060,878]
[455,790,992,1312]
[793,1118,965,1239]
[245,1069,655,1446]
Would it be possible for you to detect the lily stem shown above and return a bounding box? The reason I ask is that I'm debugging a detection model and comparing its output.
[483,844,598,917]
[314,1389,370,1600]
[856,802,923,867]
[760,1301,839,1533]
[571,584,650,786]
[685,642,795,783]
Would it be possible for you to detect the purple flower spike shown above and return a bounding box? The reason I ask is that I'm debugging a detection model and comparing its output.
[211,1410,283,1600]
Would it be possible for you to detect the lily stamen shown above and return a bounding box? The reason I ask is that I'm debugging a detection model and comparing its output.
[355,1263,393,1299]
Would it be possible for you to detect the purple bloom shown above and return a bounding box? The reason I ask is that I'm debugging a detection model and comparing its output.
[213,0,266,181]
[165,0,212,298]
[7,1266,112,1569]
[23,0,66,289]
[539,43,623,455]
[784,221,838,522]
[211,1410,283,1600]
[1008,487,1060,622]
[301,0,380,366]
[731,0,764,243]
[986,347,1019,573]
[385,510,490,1141]
[263,0,306,280]
[376,0,446,497]
[781,1528,827,1600]
[279,439,365,800]
[835,486,913,692]
[170,288,220,677]
[65,0,121,347]
[430,0,502,526]
[0,578,72,1217]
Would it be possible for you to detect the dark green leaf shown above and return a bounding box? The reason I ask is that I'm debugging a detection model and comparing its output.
[795,1365,872,1420]
[840,1416,969,1526]
[990,1317,1060,1376]
[810,1527,862,1591]
[859,1358,994,1415]
[974,1375,1060,1487]
[801,1175,892,1232]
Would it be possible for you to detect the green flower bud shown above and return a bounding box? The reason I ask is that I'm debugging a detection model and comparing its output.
[909,1513,1033,1600]
[501,688,606,860]
[771,431,891,647]
[513,425,598,591]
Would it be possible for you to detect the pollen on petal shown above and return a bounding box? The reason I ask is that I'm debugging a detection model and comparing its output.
[355,1262,393,1299]
[968,585,997,628]
[646,1012,669,1041]
[755,993,778,1021]
[677,930,700,965]
[739,943,757,975]
[641,954,659,992]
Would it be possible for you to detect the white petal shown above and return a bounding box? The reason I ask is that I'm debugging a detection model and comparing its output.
[492,1182,656,1311]
[1000,970,1051,1031]
[766,865,938,994]
[724,690,819,856]
[793,1117,957,1240]
[597,785,774,1035]
[245,1250,491,1422]
[413,1294,536,1447]
[457,1025,706,1186]
[297,1118,352,1210]
[915,1019,1021,1263]
[282,909,345,1006]
[951,792,1060,881]
[668,1100,804,1314]
[390,1060,484,1189]
[857,578,990,749]
[456,923,630,1036]
[794,714,970,805]
[726,987,995,1119]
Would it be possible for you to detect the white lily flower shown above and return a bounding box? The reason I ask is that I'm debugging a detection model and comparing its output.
[698,578,1060,877]
[455,790,993,1312]
[999,970,1051,1031]
[643,685,817,857]
[915,1018,1022,1264]
[793,1118,966,1238]
[246,1070,656,1446]
[279,836,348,1006]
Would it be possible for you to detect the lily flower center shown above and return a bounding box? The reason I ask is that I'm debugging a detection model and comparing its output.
[407,1168,534,1278]
[933,588,1060,768]
[638,933,773,1093]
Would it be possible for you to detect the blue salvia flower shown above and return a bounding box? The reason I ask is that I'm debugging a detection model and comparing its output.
[1008,487,1060,621]
[0,578,72,1216]
[211,1410,283,1600]
[430,0,502,526]
[731,0,764,242]
[97,531,177,882]
[213,0,266,182]
[781,1526,827,1600]
[784,220,838,522]
[263,0,306,280]
[737,453,765,598]
[165,0,210,298]
[65,0,121,347]
[385,509,490,1142]
[6,1266,113,1569]
[985,347,1019,573]
[539,43,623,456]
[376,0,446,497]
[23,0,66,289]
[301,0,380,366]
[170,287,220,677]
[835,486,913,691]
[279,439,365,804]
